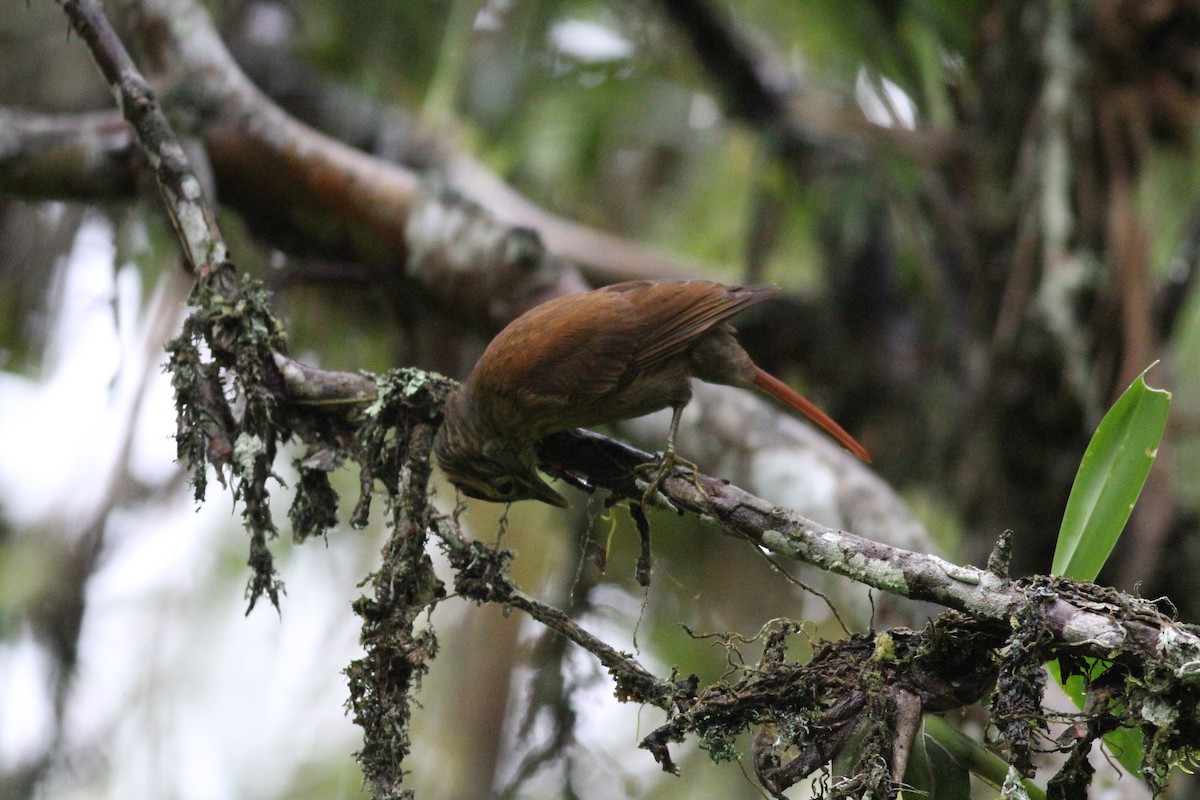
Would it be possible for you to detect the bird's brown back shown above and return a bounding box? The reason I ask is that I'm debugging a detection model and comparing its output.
[470,280,778,415]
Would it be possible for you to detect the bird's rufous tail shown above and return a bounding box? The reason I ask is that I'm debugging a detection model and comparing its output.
[752,367,872,463]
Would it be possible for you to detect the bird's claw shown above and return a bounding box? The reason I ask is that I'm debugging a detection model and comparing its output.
[635,452,709,509]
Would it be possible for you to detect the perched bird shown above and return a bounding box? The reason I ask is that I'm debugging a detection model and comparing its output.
[434,279,870,507]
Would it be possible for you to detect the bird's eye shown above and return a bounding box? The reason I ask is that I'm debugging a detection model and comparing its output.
[492,478,518,498]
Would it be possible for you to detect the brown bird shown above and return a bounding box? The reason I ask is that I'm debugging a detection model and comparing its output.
[434,280,870,507]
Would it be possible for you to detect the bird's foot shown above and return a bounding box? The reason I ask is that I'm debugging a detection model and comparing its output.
[635,451,708,509]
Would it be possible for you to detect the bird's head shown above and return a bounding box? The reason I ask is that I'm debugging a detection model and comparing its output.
[438,451,569,507]
[434,389,569,508]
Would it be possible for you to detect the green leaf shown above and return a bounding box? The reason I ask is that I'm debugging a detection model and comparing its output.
[903,715,972,799]
[914,715,1044,799]
[1053,364,1170,581]
[1048,364,1170,784]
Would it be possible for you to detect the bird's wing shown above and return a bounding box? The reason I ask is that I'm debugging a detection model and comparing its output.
[617,280,778,373]
[474,280,778,406]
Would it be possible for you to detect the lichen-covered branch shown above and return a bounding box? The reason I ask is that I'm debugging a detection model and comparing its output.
[55,0,286,607]
[58,0,227,278]
[537,429,1200,674]
[345,371,451,800]
[436,516,675,707]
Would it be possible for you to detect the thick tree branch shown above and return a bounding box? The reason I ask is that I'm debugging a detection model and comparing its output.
[129,0,584,327]
[220,7,701,284]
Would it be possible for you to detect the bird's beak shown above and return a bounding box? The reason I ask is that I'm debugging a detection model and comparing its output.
[528,474,570,508]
